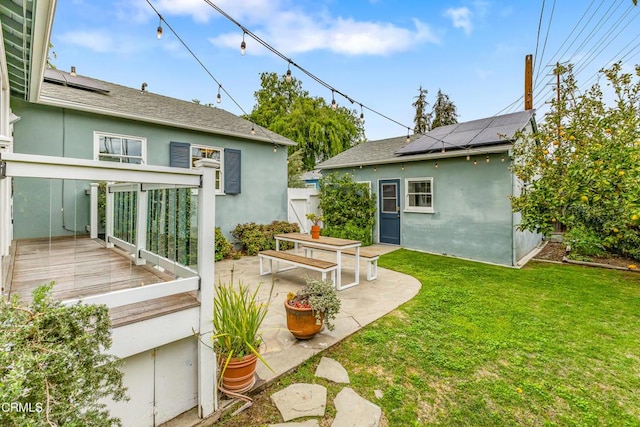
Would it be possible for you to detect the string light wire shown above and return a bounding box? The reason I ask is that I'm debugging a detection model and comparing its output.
[144,0,280,150]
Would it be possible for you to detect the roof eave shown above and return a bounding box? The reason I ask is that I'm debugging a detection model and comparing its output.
[318,143,514,170]
[29,0,57,103]
[37,95,297,146]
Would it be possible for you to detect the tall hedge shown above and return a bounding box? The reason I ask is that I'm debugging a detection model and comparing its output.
[318,173,376,246]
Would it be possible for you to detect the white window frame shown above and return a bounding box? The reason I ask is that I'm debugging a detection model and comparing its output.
[190,144,224,194]
[404,177,434,213]
[94,131,146,164]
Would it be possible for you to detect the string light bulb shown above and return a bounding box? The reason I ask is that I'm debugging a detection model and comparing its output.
[359,104,364,123]
[217,85,222,103]
[251,125,256,135]
[273,145,277,153]
[441,143,446,154]
[406,128,411,143]
[286,63,292,82]
[240,32,246,55]
[486,155,490,163]
[501,155,505,162]
[157,16,163,40]
[401,164,405,171]
[473,158,478,165]
[434,161,439,168]
[466,149,470,161]
[331,91,337,109]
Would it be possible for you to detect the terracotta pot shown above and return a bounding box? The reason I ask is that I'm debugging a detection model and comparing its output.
[311,225,321,239]
[284,300,324,339]
[219,353,258,394]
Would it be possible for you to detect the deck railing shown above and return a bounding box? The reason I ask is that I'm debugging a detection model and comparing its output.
[2,152,219,414]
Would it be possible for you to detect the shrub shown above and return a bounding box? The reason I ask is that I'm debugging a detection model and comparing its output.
[323,223,374,246]
[318,173,376,246]
[215,227,232,261]
[565,226,606,258]
[232,221,300,255]
[0,283,127,426]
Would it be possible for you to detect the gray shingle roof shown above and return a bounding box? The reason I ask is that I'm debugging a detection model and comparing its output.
[38,69,296,146]
[317,110,535,170]
[317,134,421,169]
[395,110,535,155]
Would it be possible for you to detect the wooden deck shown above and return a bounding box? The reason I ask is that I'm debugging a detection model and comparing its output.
[6,236,199,326]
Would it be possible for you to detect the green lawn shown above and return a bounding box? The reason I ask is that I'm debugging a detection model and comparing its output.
[219,249,640,426]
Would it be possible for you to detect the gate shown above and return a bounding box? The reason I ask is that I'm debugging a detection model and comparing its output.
[287,188,320,233]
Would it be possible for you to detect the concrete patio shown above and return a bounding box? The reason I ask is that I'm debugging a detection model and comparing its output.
[167,244,421,426]
[213,245,420,411]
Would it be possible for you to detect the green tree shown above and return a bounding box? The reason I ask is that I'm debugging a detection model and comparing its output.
[0,283,128,426]
[511,62,640,260]
[318,173,376,245]
[245,72,364,170]
[46,42,56,69]
[287,148,305,188]
[412,85,431,133]
[431,89,458,129]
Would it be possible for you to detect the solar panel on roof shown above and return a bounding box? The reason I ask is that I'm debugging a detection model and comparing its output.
[395,110,534,156]
[43,69,110,94]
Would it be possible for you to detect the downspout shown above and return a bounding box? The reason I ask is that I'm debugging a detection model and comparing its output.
[511,149,517,267]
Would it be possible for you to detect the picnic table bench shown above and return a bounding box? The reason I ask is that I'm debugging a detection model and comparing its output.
[301,246,379,281]
[258,249,337,284]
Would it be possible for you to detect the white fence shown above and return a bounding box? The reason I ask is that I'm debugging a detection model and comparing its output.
[287,188,320,233]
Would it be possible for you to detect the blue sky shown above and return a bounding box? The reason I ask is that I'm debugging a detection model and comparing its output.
[49,0,640,141]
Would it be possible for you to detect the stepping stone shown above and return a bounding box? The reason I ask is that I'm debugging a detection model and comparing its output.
[315,357,350,384]
[332,387,381,427]
[271,383,327,422]
[269,421,320,427]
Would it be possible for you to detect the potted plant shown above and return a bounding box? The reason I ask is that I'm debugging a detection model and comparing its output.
[306,213,324,239]
[284,278,341,339]
[212,276,273,394]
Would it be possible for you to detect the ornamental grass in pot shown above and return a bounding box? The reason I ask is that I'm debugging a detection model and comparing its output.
[285,278,341,339]
[212,276,273,394]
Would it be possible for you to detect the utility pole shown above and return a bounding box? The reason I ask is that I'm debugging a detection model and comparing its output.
[555,61,562,136]
[556,61,561,105]
[524,54,533,110]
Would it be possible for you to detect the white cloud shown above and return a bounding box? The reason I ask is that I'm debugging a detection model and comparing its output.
[444,7,473,35]
[209,12,439,56]
[58,30,115,53]
[121,0,438,56]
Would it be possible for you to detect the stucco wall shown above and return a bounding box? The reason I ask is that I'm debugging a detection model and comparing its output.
[330,153,517,266]
[10,98,288,240]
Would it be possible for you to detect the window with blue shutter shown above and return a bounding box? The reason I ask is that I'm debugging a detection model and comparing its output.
[170,141,190,168]
[224,148,241,194]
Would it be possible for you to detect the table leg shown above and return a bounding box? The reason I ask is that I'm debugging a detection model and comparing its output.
[354,246,360,285]
[335,250,342,290]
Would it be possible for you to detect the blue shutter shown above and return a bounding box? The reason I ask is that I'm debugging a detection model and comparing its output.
[170,141,190,168]
[224,148,241,194]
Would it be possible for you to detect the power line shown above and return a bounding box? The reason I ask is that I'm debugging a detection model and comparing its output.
[533,0,546,84]
[534,0,557,88]
[197,0,482,151]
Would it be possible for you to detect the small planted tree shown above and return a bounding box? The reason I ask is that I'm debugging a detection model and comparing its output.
[511,62,640,260]
[0,283,127,426]
[318,173,376,245]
